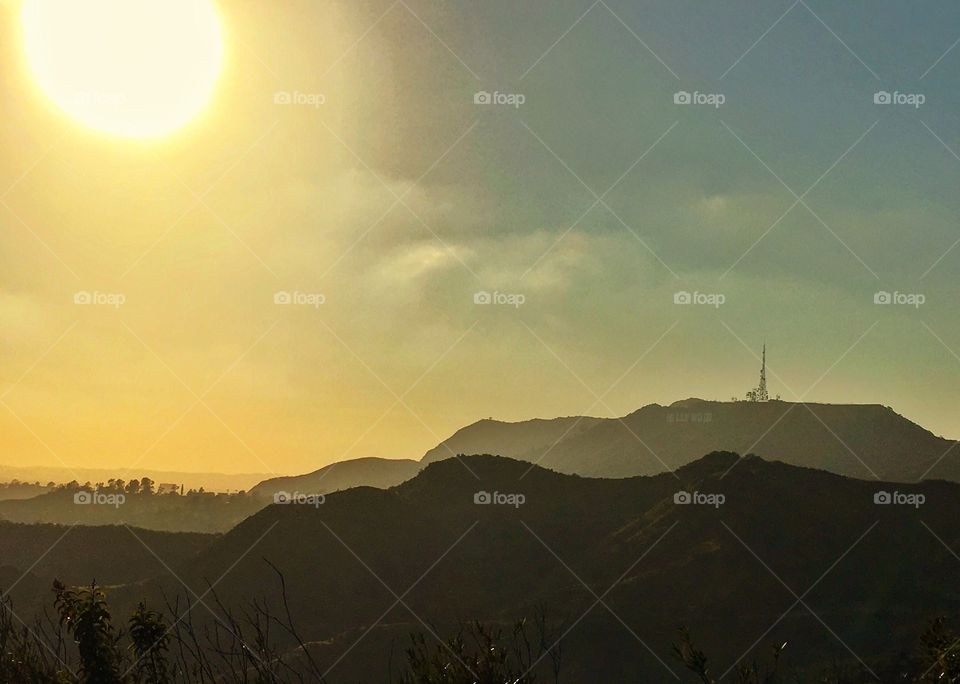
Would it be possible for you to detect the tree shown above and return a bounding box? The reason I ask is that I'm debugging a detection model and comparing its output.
[53,580,122,683]
[673,628,785,684]
[139,478,155,496]
[397,616,562,684]
[129,603,170,684]
[916,617,960,683]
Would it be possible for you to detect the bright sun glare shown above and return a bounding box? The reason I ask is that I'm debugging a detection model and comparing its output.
[21,0,223,139]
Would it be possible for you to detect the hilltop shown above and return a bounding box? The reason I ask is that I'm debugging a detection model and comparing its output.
[420,398,959,482]
[243,398,959,505]
[250,457,421,499]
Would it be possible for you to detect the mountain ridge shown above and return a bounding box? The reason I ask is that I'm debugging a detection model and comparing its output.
[246,398,960,498]
[249,457,420,498]
[421,398,959,482]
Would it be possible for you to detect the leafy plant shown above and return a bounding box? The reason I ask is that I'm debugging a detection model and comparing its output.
[54,580,123,683]
[128,603,170,684]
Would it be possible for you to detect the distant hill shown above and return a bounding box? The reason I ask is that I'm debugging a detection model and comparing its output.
[250,457,421,499]
[248,418,603,501]
[246,399,959,501]
[0,488,267,533]
[0,464,269,492]
[143,453,960,682]
[421,399,960,482]
[420,416,603,466]
[0,481,51,501]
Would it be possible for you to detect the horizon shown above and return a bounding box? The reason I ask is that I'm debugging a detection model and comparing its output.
[3,392,957,479]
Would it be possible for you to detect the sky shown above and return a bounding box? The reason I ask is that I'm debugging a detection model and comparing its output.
[1,0,959,476]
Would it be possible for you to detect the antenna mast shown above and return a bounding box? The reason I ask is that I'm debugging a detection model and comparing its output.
[758,343,768,401]
[745,343,769,402]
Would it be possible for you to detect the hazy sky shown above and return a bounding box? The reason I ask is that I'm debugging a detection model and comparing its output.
[2,0,959,476]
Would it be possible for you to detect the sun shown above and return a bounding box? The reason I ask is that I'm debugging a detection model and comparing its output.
[21,0,223,139]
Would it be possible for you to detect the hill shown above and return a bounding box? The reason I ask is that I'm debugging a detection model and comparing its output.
[0,520,213,586]
[140,452,960,682]
[0,520,215,615]
[246,399,958,500]
[0,481,50,501]
[0,463,269,492]
[422,398,960,482]
[250,457,421,499]
[420,415,603,466]
[0,487,266,533]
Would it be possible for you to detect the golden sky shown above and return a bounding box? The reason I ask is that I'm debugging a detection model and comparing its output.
[2,0,959,476]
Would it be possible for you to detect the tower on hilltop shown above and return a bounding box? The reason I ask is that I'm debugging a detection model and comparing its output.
[745,344,769,402]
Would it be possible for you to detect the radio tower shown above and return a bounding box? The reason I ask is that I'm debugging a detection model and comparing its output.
[746,343,769,402]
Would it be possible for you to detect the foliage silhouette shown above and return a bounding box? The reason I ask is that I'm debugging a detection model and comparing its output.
[3,578,960,682]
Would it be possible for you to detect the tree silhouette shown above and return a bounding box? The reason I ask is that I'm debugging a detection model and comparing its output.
[54,580,122,683]
[129,603,170,684]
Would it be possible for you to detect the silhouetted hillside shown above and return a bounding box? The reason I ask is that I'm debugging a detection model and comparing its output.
[0,481,50,501]
[0,487,266,533]
[420,415,603,466]
[0,521,213,584]
[423,399,960,482]
[250,457,421,499]
[138,453,960,682]
[245,400,957,500]
[0,464,268,492]
[0,521,214,614]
